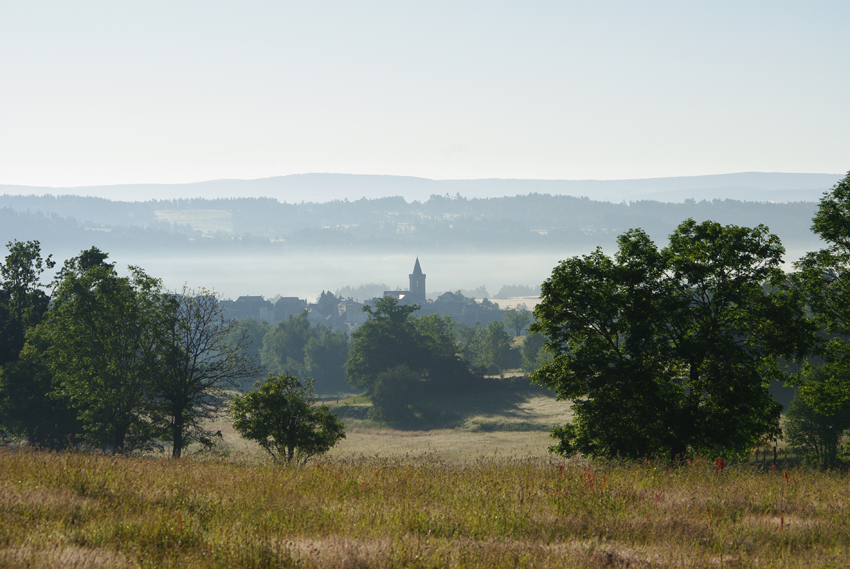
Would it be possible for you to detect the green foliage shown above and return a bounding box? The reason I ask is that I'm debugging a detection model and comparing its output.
[303,326,351,393]
[502,306,532,336]
[260,311,350,394]
[0,328,80,447]
[793,170,850,417]
[345,298,421,391]
[346,297,473,391]
[230,374,346,464]
[0,240,69,442]
[785,391,850,469]
[464,321,516,374]
[520,331,551,373]
[533,219,813,462]
[261,311,312,378]
[369,365,418,425]
[225,317,271,384]
[43,259,165,452]
[0,240,54,367]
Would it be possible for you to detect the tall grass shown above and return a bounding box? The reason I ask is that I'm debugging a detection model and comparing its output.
[1,448,848,567]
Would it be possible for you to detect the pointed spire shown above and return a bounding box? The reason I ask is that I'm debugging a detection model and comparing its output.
[412,257,423,275]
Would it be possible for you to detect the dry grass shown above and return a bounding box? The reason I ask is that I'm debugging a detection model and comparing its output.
[1,447,848,568]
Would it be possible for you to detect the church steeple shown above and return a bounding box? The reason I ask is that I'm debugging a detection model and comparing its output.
[409,257,426,303]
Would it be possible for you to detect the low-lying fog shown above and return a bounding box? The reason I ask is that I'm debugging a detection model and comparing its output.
[44,245,816,304]
[120,251,567,301]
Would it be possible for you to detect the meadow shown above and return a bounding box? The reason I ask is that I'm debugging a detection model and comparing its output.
[2,445,849,568]
[1,383,848,568]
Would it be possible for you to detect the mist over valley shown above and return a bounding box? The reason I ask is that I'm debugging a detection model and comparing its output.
[1,172,834,299]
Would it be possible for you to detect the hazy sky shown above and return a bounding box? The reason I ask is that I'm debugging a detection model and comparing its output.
[2,1,848,188]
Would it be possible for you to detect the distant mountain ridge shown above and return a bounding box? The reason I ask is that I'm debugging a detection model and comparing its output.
[0,172,842,204]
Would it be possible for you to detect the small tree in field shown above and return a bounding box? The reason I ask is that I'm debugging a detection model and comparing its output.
[503,306,532,336]
[230,374,345,464]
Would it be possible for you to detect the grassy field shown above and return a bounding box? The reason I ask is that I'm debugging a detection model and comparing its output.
[214,382,570,463]
[2,447,849,568]
[2,385,848,568]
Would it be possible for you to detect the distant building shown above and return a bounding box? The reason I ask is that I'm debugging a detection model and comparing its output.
[274,297,307,321]
[219,295,274,321]
[383,257,426,305]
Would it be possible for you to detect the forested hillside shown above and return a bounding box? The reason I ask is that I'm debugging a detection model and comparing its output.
[0,193,822,254]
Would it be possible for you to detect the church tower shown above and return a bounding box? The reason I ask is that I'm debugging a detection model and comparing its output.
[408,257,426,304]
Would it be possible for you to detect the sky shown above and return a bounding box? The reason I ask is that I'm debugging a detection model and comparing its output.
[1,1,848,188]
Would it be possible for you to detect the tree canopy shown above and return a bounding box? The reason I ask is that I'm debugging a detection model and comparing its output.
[260,311,350,394]
[532,219,813,462]
[345,297,471,392]
[793,171,850,416]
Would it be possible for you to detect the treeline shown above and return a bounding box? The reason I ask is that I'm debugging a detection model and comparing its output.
[0,245,258,456]
[0,193,822,253]
[230,303,547,393]
[0,242,549,452]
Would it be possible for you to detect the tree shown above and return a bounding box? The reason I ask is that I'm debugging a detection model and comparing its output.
[520,331,551,373]
[345,298,421,391]
[0,240,54,366]
[503,306,532,336]
[532,219,813,462]
[225,318,271,386]
[230,374,345,464]
[0,324,81,447]
[793,170,850,418]
[260,311,312,378]
[42,258,163,453]
[346,297,472,392]
[154,288,260,458]
[303,327,350,394]
[465,321,516,374]
[784,388,850,469]
[369,365,418,425]
[260,311,350,394]
[0,240,69,444]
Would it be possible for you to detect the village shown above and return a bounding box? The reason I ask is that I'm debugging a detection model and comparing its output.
[218,258,515,333]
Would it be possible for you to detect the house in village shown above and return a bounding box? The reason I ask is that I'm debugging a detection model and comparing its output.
[219,257,503,331]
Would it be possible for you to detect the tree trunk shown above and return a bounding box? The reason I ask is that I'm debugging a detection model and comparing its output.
[172,415,184,458]
[113,425,128,455]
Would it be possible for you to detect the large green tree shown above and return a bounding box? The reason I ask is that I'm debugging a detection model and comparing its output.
[464,321,516,374]
[345,298,421,391]
[532,219,813,462]
[793,171,850,418]
[43,258,164,453]
[0,241,80,446]
[225,317,271,386]
[346,298,470,392]
[0,240,54,366]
